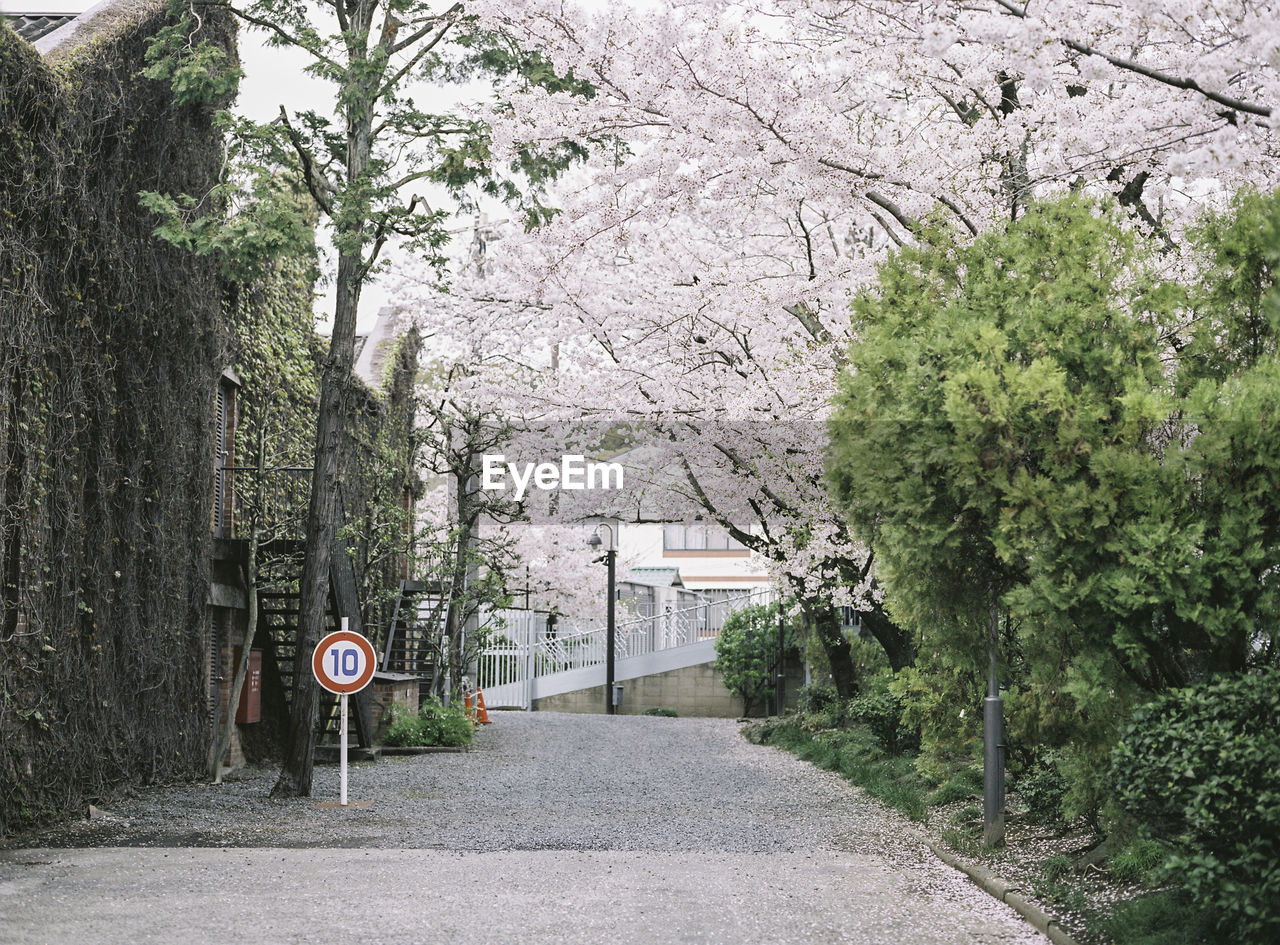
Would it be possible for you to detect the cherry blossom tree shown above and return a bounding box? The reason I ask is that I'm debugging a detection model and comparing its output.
[391,0,1278,686]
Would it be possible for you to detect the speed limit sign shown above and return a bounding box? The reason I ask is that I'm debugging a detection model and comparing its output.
[312,627,376,695]
[312,621,376,808]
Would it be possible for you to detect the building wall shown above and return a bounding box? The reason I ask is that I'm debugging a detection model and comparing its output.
[0,2,237,836]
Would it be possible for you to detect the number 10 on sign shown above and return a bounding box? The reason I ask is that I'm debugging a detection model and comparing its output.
[311,619,377,806]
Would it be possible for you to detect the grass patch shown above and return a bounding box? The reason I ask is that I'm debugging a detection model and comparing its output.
[1097,889,1221,945]
[1110,838,1170,885]
[949,804,981,827]
[1030,874,1090,913]
[941,826,985,857]
[744,719,927,821]
[641,707,678,717]
[1039,854,1073,883]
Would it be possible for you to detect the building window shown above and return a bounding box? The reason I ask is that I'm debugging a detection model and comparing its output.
[213,370,240,538]
[663,521,747,552]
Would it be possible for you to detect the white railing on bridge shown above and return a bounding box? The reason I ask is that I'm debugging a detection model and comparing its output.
[478,587,775,709]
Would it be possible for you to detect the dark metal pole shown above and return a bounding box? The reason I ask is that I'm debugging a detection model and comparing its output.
[983,597,1005,847]
[606,547,616,715]
[775,605,785,716]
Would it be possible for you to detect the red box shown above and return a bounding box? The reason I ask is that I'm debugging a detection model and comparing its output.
[234,647,262,724]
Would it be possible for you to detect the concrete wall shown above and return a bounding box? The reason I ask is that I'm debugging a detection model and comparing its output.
[532,661,807,717]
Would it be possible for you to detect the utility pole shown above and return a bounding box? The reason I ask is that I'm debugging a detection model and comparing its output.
[587,519,620,715]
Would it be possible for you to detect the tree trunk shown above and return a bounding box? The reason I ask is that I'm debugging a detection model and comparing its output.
[215,431,267,783]
[214,551,258,782]
[809,600,858,699]
[443,463,474,704]
[271,251,361,798]
[859,604,916,672]
[271,13,379,796]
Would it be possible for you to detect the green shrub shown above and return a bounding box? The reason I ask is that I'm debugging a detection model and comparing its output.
[715,601,799,715]
[845,688,917,755]
[801,701,848,731]
[1110,670,1280,941]
[1014,748,1072,825]
[641,707,678,717]
[1099,889,1221,945]
[796,681,839,715]
[928,768,982,806]
[381,698,473,748]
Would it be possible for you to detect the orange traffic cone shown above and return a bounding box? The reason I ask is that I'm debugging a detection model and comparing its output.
[475,689,492,725]
[463,690,477,727]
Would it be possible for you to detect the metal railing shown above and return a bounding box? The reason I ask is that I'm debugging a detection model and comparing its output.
[223,465,312,541]
[477,587,776,703]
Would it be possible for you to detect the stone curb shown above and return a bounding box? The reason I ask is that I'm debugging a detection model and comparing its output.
[926,839,1080,945]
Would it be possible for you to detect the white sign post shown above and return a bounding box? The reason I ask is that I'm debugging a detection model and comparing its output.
[312,618,377,807]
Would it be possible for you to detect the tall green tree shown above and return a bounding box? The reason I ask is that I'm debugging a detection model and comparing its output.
[828,197,1174,807]
[144,0,579,796]
[829,191,1280,816]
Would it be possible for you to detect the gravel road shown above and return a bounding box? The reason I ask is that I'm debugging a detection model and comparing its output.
[0,712,1046,944]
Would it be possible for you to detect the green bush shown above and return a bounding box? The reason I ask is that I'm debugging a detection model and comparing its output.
[1110,670,1280,941]
[381,698,474,748]
[796,681,839,715]
[846,688,917,755]
[641,707,678,717]
[1014,748,1072,825]
[928,767,982,806]
[714,601,798,715]
[1099,890,1221,945]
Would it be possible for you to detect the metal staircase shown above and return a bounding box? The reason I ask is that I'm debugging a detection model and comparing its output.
[252,534,374,748]
[379,579,443,703]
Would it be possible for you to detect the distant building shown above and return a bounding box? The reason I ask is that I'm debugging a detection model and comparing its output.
[354,304,409,385]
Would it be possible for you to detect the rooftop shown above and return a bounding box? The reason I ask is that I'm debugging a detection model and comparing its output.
[1,1,113,54]
[4,12,75,40]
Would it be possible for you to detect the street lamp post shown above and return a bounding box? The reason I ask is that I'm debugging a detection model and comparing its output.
[983,598,1005,847]
[587,520,619,715]
[775,604,785,716]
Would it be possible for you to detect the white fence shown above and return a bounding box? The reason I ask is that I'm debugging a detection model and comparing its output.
[477,587,775,709]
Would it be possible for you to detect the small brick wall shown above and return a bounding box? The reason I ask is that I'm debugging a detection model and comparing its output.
[368,676,419,741]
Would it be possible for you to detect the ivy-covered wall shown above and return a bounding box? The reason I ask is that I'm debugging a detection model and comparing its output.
[224,224,423,754]
[229,276,424,652]
[0,4,236,834]
[342,327,424,638]
[226,245,323,537]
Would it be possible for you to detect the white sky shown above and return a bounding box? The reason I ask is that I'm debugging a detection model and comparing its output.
[238,31,382,333]
[236,21,499,334]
